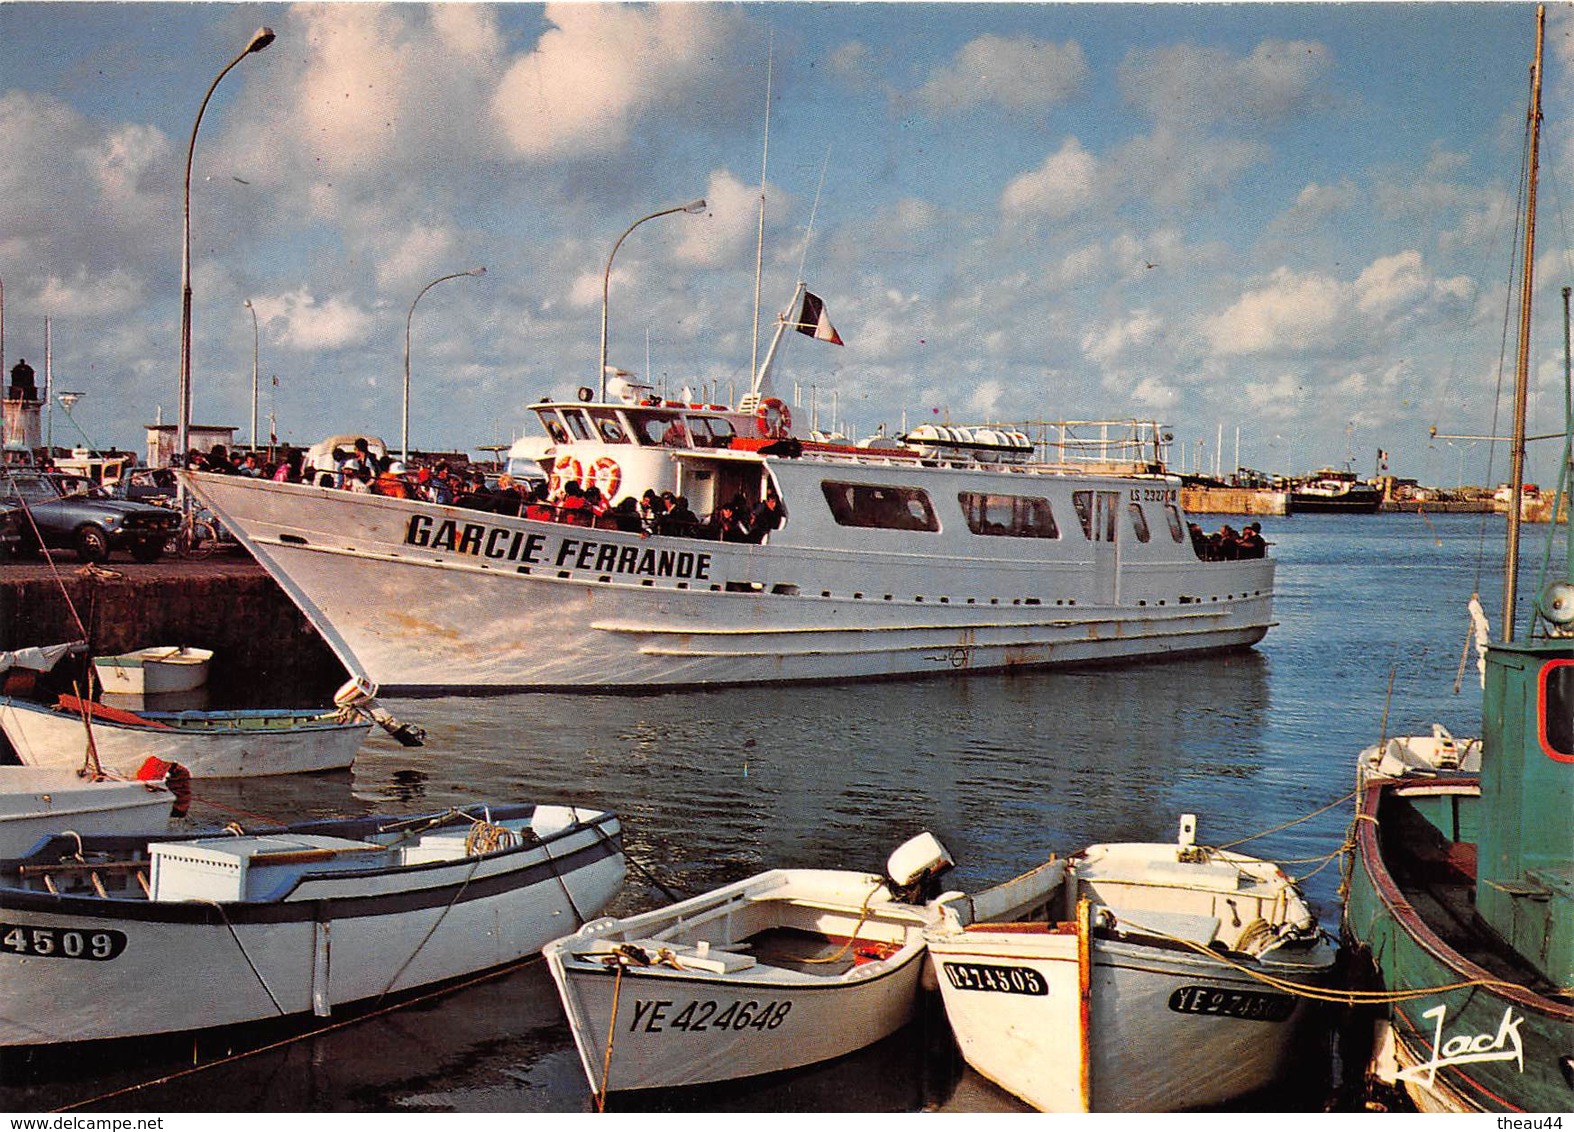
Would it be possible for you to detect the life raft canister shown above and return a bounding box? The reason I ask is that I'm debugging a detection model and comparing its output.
[756,397,792,439]
[590,456,622,499]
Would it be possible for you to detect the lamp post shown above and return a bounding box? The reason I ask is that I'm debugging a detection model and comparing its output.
[177,26,274,473]
[243,299,259,450]
[402,267,486,461]
[598,199,706,400]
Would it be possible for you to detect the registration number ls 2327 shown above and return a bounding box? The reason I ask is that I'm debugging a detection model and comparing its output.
[627,998,792,1034]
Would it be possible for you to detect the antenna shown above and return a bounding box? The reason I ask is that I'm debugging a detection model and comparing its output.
[749,37,773,385]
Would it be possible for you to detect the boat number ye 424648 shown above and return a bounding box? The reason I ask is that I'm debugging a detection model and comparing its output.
[626,998,793,1034]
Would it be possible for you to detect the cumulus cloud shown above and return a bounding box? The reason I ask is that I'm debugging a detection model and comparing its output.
[1082,309,1166,366]
[1354,251,1428,317]
[916,35,1088,114]
[1203,267,1347,355]
[491,3,745,159]
[1001,138,1101,220]
[1119,39,1331,129]
[271,287,376,351]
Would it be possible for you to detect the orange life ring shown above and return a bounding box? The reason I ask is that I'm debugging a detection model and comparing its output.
[549,454,585,495]
[756,397,792,439]
[590,456,622,499]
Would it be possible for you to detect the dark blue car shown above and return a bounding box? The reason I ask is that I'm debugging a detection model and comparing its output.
[1,470,180,563]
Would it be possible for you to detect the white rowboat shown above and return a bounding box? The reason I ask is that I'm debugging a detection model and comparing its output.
[926,815,1336,1112]
[0,802,623,1046]
[92,646,213,695]
[0,767,176,857]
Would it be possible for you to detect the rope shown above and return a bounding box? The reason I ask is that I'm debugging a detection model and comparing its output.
[1214,789,1356,851]
[595,961,626,1111]
[201,899,286,1016]
[797,880,885,966]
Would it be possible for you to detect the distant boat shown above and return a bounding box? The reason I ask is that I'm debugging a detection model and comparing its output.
[0,802,624,1047]
[1289,470,1383,514]
[0,766,176,857]
[544,832,1058,1096]
[0,694,369,779]
[926,815,1335,1112]
[1340,9,1574,1112]
[92,646,213,695]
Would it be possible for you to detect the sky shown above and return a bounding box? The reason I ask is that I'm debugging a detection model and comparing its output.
[1,1,1572,487]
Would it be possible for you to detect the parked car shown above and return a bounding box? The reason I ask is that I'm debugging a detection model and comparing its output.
[116,466,180,504]
[0,470,180,563]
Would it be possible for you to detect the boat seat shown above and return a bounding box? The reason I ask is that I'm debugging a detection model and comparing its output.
[1102,906,1220,946]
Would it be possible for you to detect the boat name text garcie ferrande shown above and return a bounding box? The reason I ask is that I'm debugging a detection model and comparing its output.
[404,515,713,581]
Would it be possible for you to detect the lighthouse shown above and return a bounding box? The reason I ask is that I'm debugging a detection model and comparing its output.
[2,357,42,462]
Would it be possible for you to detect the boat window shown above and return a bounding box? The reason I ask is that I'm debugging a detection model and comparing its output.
[561,410,595,442]
[1163,503,1185,543]
[1071,491,1118,541]
[1540,660,1574,762]
[535,411,569,444]
[958,491,1059,539]
[626,412,666,446]
[1127,502,1151,543]
[821,481,939,531]
[688,417,721,448]
[588,410,629,444]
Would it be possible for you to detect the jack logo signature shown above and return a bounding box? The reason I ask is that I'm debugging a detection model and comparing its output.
[1397,1003,1524,1087]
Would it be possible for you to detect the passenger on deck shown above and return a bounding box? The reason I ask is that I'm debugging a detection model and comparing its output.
[524,482,554,522]
[583,484,610,524]
[375,459,410,498]
[709,498,751,543]
[558,480,593,527]
[662,495,700,537]
[1212,525,1241,561]
[749,492,785,541]
[611,497,643,532]
[638,489,661,534]
[661,418,690,447]
[1238,522,1267,559]
[1187,522,1211,561]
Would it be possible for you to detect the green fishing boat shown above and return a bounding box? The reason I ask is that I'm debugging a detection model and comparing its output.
[1341,7,1574,1112]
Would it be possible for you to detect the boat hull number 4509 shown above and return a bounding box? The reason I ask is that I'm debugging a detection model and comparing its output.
[2,923,128,960]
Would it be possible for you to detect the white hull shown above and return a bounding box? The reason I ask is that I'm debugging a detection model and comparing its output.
[926,826,1336,1112]
[0,699,368,779]
[93,647,213,695]
[187,472,1273,691]
[0,804,624,1046]
[0,768,175,857]
[545,868,942,1092]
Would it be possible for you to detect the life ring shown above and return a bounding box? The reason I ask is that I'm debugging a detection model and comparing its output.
[756,397,792,439]
[549,454,585,494]
[590,456,622,499]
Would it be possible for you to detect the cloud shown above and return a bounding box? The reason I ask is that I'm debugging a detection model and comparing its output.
[1202,267,1346,355]
[1119,38,1332,129]
[491,3,746,159]
[1001,138,1100,220]
[271,286,376,351]
[1354,251,1428,317]
[916,35,1088,114]
[1082,309,1166,366]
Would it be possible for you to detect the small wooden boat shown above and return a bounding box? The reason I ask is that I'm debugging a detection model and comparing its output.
[0,767,176,857]
[926,815,1336,1112]
[546,832,1052,1096]
[0,802,624,1047]
[93,646,213,694]
[0,694,369,778]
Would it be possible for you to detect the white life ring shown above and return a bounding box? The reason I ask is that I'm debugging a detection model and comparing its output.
[756,397,792,439]
[590,456,622,499]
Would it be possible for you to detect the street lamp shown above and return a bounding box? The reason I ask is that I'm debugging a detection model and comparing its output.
[243,299,259,450]
[402,267,486,461]
[598,198,706,400]
[177,26,274,472]
[1447,439,1479,491]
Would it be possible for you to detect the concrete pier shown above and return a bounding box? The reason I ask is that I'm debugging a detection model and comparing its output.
[0,557,345,697]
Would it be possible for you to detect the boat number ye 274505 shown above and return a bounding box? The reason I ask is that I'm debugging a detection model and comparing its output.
[405,516,714,582]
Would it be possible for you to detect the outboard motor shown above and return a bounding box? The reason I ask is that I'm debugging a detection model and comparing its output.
[884,831,955,904]
[333,676,426,747]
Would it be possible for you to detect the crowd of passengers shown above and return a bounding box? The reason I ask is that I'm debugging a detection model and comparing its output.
[1187,520,1267,561]
[181,440,784,543]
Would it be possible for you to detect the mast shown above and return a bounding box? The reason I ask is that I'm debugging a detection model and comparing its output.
[1505,4,1545,641]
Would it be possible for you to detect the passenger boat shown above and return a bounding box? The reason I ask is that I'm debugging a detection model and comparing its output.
[543,832,1058,1096]
[1340,9,1574,1112]
[0,802,624,1047]
[185,287,1274,692]
[926,815,1335,1112]
[92,645,213,694]
[1288,470,1384,514]
[0,694,370,779]
[0,767,176,857]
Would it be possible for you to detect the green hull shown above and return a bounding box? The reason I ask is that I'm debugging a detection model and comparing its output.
[1343,777,1574,1112]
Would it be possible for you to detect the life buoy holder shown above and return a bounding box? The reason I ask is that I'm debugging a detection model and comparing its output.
[756,397,792,439]
[549,453,585,495]
[590,456,622,499]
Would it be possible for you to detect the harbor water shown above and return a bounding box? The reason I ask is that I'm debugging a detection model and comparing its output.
[1,511,1555,1113]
